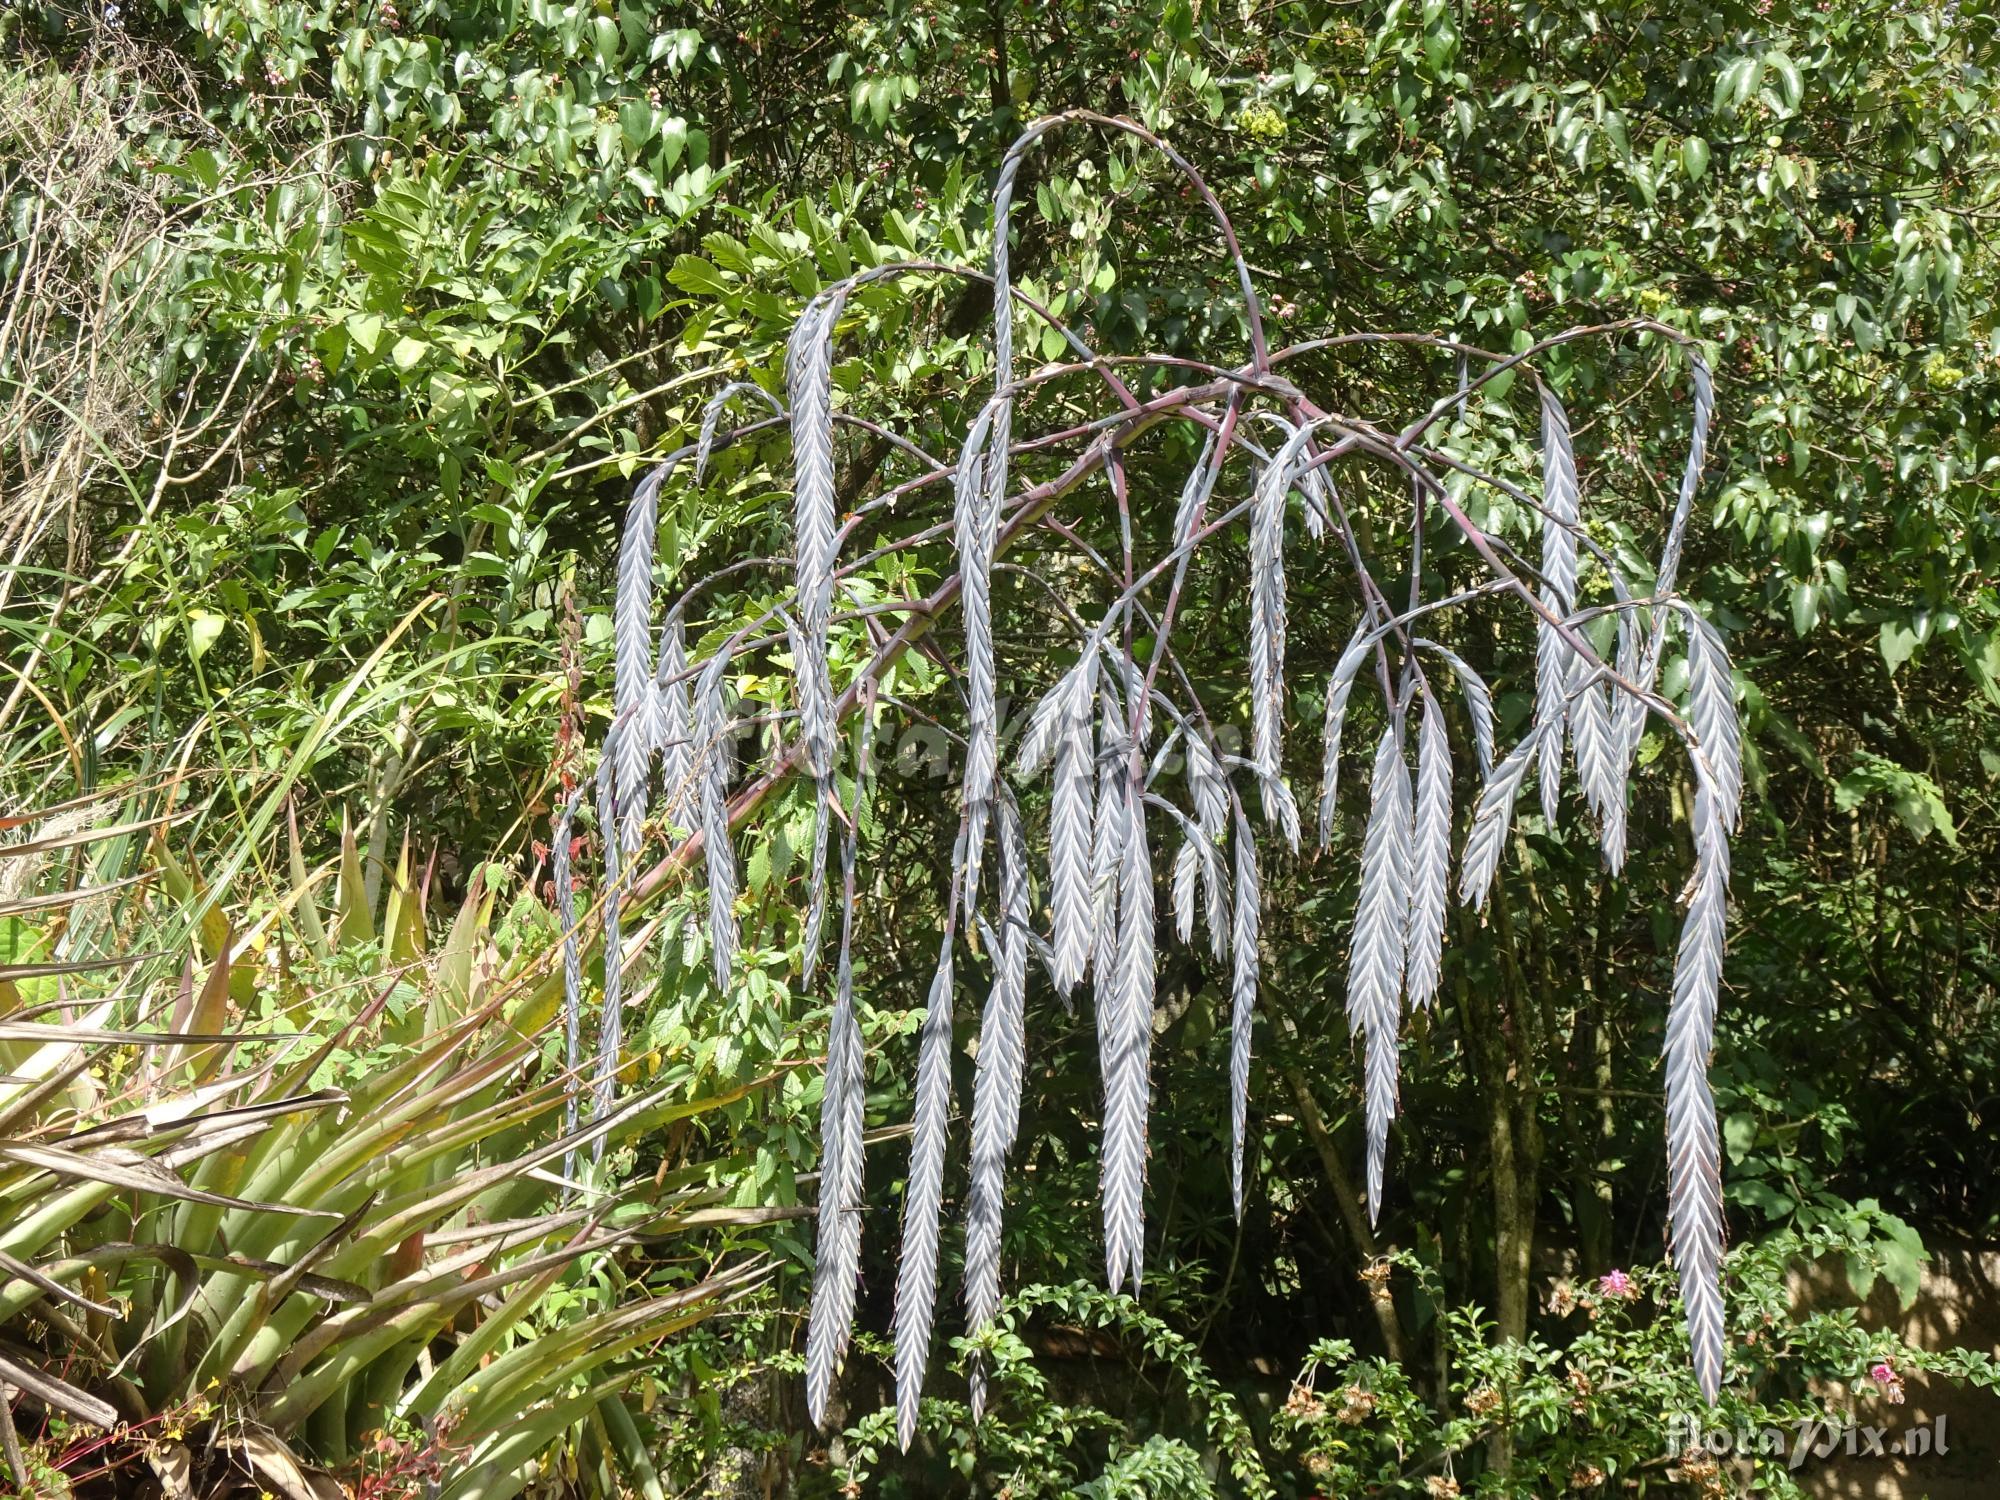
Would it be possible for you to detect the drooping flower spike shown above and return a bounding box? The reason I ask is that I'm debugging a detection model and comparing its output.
[571,111,1740,1433]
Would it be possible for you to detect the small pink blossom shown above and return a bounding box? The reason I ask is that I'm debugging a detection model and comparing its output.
[1597,1269,1635,1298]
[1870,1360,1907,1404]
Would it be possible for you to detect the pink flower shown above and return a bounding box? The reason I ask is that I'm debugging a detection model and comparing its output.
[1597,1270,1634,1298]
[1870,1360,1907,1404]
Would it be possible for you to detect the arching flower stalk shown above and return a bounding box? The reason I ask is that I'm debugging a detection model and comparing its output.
[574,112,1741,1433]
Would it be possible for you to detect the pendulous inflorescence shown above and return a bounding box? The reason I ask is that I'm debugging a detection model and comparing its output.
[555,111,1741,1446]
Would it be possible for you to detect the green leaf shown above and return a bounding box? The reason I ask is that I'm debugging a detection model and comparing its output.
[187,611,226,662]
[1789,580,1821,636]
[186,147,223,192]
[1723,1112,1757,1165]
[1762,50,1803,114]
[345,314,386,355]
[1878,1239,1924,1311]
[1844,1251,1879,1303]
[390,336,429,370]
[1834,751,1958,846]
[667,255,732,296]
[1878,620,1920,674]
[1680,136,1709,181]
[1713,56,1756,114]
[1729,1178,1795,1220]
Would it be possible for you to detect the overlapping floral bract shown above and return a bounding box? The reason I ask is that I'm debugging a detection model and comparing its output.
[564,112,1739,1443]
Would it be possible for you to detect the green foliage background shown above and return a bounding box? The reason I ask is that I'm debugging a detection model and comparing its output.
[4,0,1998,1493]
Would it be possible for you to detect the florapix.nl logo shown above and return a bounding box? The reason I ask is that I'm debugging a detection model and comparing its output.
[1664,1412,1951,1474]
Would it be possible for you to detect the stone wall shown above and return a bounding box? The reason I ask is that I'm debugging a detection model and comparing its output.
[1794,1244,2000,1499]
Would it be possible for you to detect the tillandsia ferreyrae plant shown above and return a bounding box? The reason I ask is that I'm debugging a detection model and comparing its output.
[556,112,1739,1447]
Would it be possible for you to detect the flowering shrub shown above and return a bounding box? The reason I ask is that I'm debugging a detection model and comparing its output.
[834,1284,1272,1498]
[1271,1226,1999,1497]
[818,1216,1995,1496]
